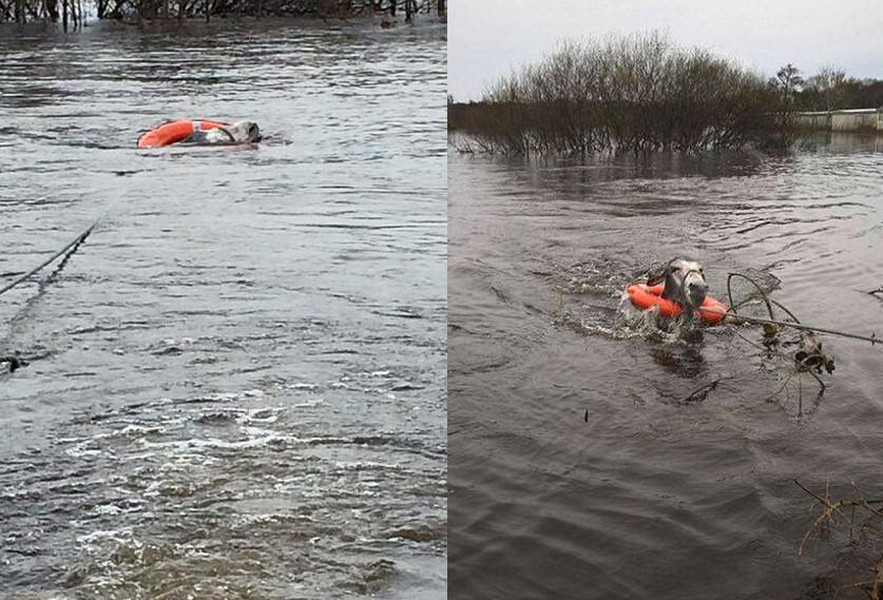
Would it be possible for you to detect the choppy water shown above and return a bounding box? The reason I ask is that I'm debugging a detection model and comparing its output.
[0,19,446,599]
[449,136,883,599]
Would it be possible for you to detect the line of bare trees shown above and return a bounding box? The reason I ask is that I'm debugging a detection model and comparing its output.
[449,32,792,156]
[98,0,353,20]
[1,0,85,28]
[1,0,444,24]
[795,66,883,111]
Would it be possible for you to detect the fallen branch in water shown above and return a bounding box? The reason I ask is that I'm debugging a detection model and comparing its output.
[795,479,883,547]
[0,223,96,297]
[678,376,731,404]
[720,272,848,411]
[713,309,878,346]
[724,272,878,346]
[795,479,883,599]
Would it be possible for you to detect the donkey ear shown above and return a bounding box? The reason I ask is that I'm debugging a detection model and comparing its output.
[646,267,666,286]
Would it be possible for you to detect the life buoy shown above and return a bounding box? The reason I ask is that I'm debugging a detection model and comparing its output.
[626,283,728,325]
[137,119,229,148]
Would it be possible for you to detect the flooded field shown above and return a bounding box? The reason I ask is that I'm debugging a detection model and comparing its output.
[449,136,883,599]
[0,19,446,599]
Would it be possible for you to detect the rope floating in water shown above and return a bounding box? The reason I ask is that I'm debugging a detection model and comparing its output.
[0,222,97,297]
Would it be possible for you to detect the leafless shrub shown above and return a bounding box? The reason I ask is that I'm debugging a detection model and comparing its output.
[449,31,782,155]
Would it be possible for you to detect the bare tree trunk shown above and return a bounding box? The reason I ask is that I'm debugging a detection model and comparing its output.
[437,0,444,17]
[62,0,68,30]
[403,0,410,22]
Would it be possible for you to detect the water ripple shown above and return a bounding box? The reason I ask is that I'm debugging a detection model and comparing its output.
[1,19,446,600]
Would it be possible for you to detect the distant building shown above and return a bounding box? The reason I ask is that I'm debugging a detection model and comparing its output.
[795,107,883,132]
[831,108,880,131]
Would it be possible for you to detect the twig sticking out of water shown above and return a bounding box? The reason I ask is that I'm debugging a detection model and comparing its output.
[795,479,883,599]
[722,272,839,407]
[0,223,96,297]
[678,376,729,404]
[795,479,883,543]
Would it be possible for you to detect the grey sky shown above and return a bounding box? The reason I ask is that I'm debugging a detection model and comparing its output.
[449,0,883,101]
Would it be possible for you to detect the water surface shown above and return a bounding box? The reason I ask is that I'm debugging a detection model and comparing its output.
[1,18,446,599]
[449,136,883,599]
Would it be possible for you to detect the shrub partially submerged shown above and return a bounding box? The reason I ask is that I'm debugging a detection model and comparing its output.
[450,32,784,155]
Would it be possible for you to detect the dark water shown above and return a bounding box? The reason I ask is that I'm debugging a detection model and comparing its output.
[0,19,446,599]
[449,136,883,599]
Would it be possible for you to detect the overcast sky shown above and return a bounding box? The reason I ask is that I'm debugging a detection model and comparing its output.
[448,0,883,101]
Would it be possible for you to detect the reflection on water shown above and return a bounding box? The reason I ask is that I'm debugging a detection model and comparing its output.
[797,131,883,154]
[0,19,447,599]
[449,138,883,600]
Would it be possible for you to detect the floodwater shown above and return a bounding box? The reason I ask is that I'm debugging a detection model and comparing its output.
[449,136,883,599]
[0,18,446,599]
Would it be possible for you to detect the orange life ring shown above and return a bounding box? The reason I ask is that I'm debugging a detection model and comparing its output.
[137,119,229,148]
[626,283,728,325]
